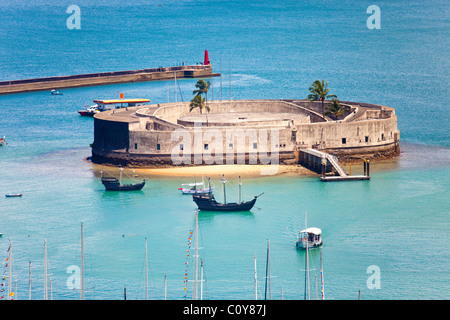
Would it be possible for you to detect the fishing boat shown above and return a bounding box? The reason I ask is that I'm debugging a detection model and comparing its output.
[296,227,322,249]
[178,178,214,195]
[78,98,150,116]
[5,193,23,198]
[0,136,6,146]
[192,175,262,212]
[101,168,145,191]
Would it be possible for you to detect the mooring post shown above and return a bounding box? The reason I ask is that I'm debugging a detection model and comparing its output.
[366,160,370,177]
[321,158,326,178]
[363,159,367,176]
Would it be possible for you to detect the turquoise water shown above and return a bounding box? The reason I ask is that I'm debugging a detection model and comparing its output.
[0,0,449,300]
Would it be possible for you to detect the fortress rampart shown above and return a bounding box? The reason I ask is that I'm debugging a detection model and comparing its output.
[91,99,400,167]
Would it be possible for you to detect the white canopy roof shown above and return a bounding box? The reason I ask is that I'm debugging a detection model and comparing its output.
[300,227,322,235]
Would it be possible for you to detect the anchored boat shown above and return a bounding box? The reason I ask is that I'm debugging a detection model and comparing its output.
[101,168,145,191]
[178,177,214,195]
[296,227,322,249]
[5,193,23,197]
[192,175,263,212]
[78,98,150,116]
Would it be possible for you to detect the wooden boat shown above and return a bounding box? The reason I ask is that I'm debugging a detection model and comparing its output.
[101,177,145,191]
[193,193,258,212]
[192,175,262,212]
[101,167,145,191]
[5,193,23,197]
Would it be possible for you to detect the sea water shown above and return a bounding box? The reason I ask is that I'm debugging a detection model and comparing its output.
[0,0,448,300]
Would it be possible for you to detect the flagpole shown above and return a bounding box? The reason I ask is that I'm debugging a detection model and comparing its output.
[8,241,11,300]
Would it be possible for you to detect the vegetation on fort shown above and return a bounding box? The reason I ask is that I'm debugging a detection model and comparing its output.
[306,80,337,116]
[190,79,211,125]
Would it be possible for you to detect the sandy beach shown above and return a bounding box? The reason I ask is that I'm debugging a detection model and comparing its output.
[95,164,317,179]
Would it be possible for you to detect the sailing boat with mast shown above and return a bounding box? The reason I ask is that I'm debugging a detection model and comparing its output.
[192,175,263,211]
[101,167,146,191]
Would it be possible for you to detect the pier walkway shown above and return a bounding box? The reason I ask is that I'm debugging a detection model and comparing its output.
[298,148,370,181]
[0,65,220,95]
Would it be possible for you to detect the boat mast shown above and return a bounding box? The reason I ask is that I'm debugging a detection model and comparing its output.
[80,222,84,300]
[264,239,271,300]
[254,255,258,300]
[320,251,324,300]
[145,237,148,300]
[200,259,204,300]
[8,241,12,300]
[221,174,227,204]
[304,236,310,300]
[44,239,47,300]
[164,273,167,300]
[192,210,199,300]
[238,176,242,204]
[28,261,32,300]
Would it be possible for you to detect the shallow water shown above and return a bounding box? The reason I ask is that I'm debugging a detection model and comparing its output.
[0,0,449,300]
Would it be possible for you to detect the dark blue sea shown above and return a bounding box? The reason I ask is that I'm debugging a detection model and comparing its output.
[0,0,448,300]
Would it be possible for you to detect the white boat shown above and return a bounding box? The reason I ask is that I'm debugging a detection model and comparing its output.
[178,181,214,194]
[0,136,6,146]
[78,98,150,116]
[51,89,63,95]
[296,227,322,249]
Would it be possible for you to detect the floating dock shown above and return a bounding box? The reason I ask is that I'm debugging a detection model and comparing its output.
[0,65,220,95]
[298,148,370,181]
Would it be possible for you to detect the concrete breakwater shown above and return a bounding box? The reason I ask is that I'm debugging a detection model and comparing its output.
[0,65,219,95]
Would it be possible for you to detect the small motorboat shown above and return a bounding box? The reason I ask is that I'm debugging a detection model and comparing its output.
[5,193,23,197]
[0,136,6,146]
[178,180,214,195]
[51,89,63,95]
[296,227,322,249]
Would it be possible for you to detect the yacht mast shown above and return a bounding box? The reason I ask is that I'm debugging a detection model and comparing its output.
[80,222,84,300]
[8,241,12,300]
[145,237,148,300]
[254,255,258,300]
[44,239,47,300]
[192,210,199,300]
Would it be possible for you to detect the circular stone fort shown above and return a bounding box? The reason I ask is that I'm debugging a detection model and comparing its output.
[90,99,400,167]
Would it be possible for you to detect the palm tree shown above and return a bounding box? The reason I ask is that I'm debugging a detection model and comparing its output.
[193,79,211,103]
[324,98,345,120]
[189,94,210,126]
[306,80,337,116]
